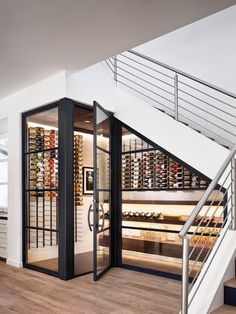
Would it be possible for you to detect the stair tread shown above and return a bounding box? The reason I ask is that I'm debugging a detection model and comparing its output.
[212,304,236,313]
[224,278,236,288]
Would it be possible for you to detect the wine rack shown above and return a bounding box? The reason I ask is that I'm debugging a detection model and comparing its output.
[74,134,83,243]
[27,126,59,249]
[122,149,208,191]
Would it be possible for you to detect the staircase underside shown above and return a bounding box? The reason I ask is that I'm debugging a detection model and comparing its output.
[115,87,229,181]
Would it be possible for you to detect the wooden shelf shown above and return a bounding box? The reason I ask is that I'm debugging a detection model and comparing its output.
[105,199,223,206]
[121,216,223,228]
[99,235,210,262]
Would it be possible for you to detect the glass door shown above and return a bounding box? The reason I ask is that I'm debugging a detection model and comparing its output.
[93,101,112,280]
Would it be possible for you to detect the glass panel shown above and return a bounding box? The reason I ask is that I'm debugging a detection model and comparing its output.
[121,227,216,277]
[74,106,94,276]
[97,228,110,275]
[122,127,153,152]
[98,191,110,230]
[26,108,58,153]
[27,150,58,190]
[0,185,7,208]
[26,191,58,229]
[96,149,110,190]
[94,103,111,280]
[26,228,58,272]
[96,107,110,151]
[0,161,7,183]
[0,137,8,160]
[24,107,59,273]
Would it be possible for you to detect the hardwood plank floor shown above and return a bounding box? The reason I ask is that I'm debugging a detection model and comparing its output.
[212,305,236,313]
[0,261,181,314]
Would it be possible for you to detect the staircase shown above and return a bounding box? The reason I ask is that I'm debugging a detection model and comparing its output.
[213,260,236,313]
[104,49,236,313]
[105,50,236,149]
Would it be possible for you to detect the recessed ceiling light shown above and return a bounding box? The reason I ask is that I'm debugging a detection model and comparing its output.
[85,120,90,123]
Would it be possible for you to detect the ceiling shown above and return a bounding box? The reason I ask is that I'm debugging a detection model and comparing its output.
[0,0,236,99]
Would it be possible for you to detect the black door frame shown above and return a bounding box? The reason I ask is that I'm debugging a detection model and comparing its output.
[93,101,114,281]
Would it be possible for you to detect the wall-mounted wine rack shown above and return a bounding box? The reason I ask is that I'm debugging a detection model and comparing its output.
[122,138,208,191]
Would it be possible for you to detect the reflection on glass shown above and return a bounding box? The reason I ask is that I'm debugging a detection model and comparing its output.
[27,229,58,272]
[97,149,110,190]
[26,107,58,153]
[122,228,210,276]
[26,191,59,271]
[25,106,59,274]
[98,191,110,231]
[74,106,94,276]
[97,229,110,275]
[122,127,153,152]
[96,107,110,151]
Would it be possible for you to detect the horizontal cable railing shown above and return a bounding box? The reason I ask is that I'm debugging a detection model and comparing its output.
[179,144,236,313]
[104,50,236,148]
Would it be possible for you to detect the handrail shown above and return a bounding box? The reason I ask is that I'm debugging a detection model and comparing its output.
[105,50,236,148]
[179,144,236,238]
[129,49,236,100]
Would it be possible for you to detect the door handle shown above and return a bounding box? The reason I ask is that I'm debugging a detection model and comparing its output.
[87,204,93,231]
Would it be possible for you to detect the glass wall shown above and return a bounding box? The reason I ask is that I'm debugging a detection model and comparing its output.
[24,107,59,272]
[73,106,94,276]
[121,126,224,277]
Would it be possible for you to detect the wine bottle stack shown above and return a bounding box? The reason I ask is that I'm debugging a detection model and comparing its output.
[122,154,131,189]
[155,152,168,189]
[131,153,143,189]
[168,160,183,189]
[122,149,208,191]
[27,126,59,248]
[74,134,83,243]
[28,127,58,190]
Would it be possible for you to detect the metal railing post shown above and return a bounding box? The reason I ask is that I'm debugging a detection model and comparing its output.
[174,73,179,120]
[231,157,236,230]
[114,55,117,85]
[181,237,189,314]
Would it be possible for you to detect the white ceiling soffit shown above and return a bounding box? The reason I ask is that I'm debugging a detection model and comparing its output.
[0,0,236,99]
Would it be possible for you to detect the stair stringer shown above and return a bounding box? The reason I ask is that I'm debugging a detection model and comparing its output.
[114,87,229,181]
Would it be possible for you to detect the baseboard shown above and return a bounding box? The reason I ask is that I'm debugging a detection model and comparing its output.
[6,258,23,268]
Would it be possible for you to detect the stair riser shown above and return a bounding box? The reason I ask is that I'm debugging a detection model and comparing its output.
[224,286,236,307]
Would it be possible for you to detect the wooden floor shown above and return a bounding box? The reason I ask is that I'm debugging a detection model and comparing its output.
[212,305,236,313]
[0,261,181,314]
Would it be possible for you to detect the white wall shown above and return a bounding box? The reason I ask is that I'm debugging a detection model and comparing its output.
[0,71,66,267]
[0,119,8,134]
[126,5,236,148]
[66,62,115,112]
[135,5,236,94]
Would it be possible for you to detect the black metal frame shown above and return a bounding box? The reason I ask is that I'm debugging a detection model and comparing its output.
[22,98,95,280]
[22,101,60,278]
[93,101,113,281]
[113,118,228,281]
[22,97,224,283]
